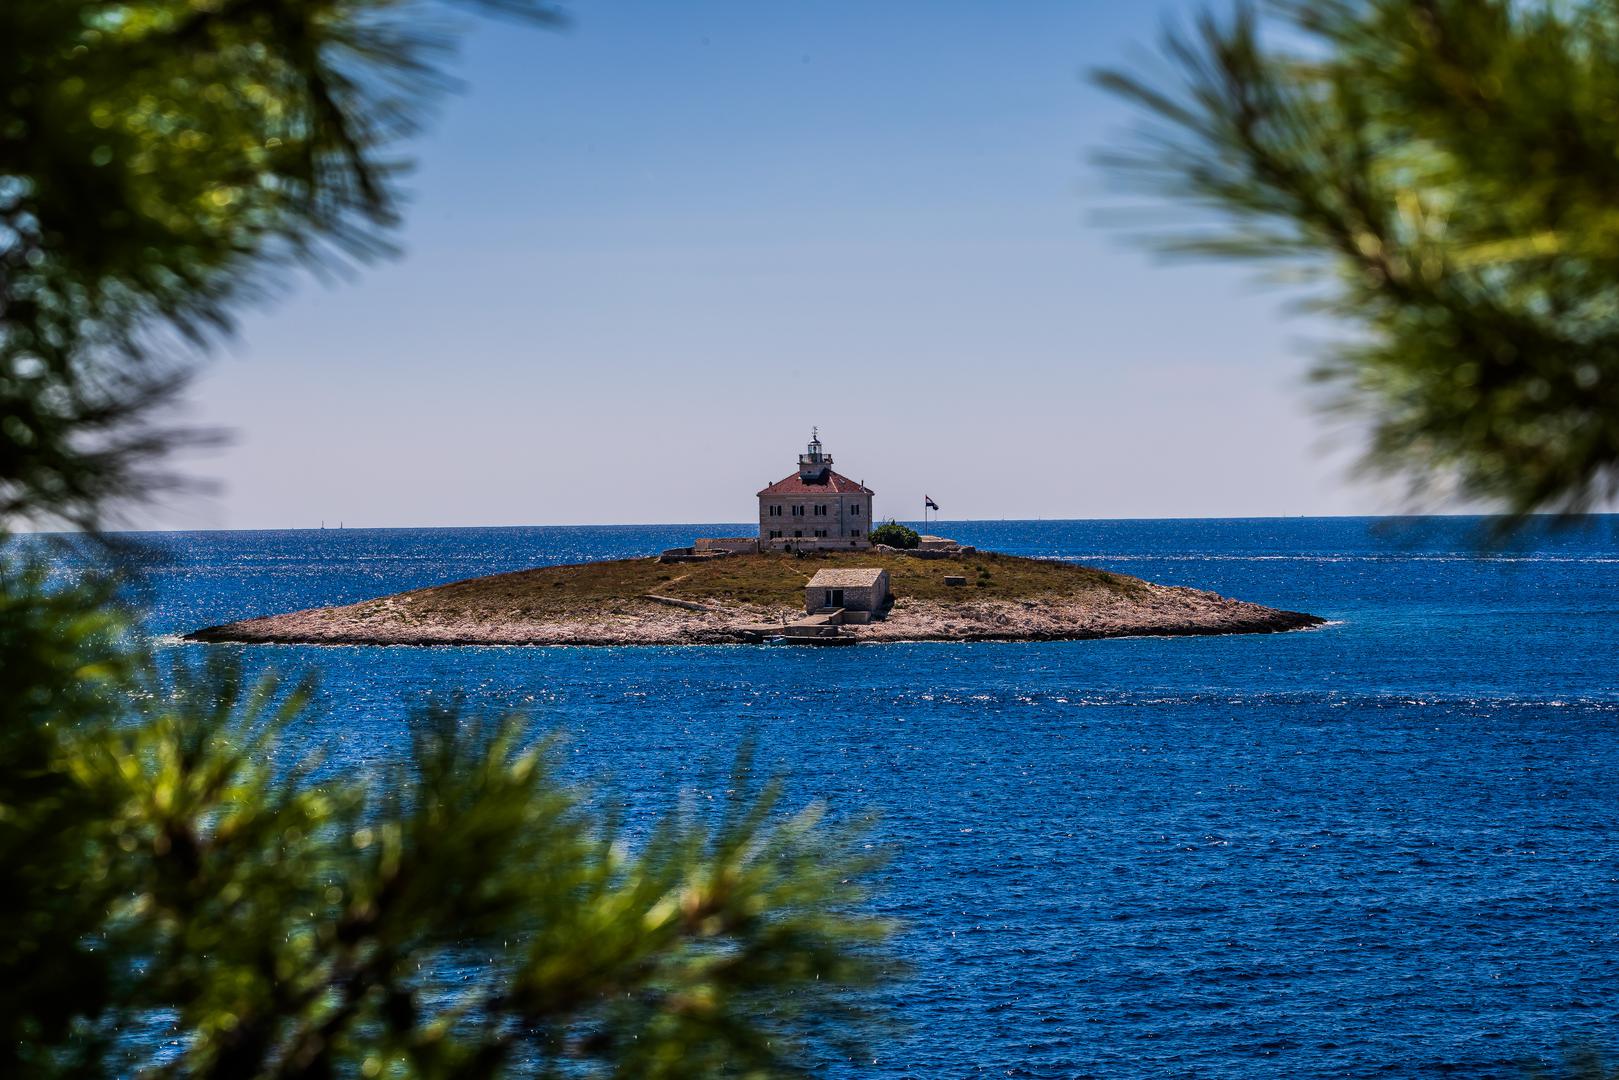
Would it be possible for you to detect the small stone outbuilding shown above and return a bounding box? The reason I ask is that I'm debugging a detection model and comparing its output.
[805,568,889,619]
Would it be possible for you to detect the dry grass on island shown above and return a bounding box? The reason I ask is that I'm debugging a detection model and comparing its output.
[186,550,1324,647]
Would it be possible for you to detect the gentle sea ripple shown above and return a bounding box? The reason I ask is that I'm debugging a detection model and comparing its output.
[48,517,1619,1077]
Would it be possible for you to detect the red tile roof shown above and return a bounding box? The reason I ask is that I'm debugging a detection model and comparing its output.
[757,469,874,497]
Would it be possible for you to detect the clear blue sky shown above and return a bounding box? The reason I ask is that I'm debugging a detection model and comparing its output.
[165,0,1388,530]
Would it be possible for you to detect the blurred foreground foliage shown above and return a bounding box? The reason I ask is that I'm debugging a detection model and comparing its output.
[2,1,894,1075]
[2,0,571,529]
[1097,0,1619,521]
[5,633,891,1077]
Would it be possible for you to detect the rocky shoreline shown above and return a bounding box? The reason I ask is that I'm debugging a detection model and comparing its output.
[185,557,1324,647]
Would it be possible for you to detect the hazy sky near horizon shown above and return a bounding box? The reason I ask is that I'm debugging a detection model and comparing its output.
[161,0,1390,531]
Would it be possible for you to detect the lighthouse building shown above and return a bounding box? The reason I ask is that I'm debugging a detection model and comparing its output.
[757,432,874,550]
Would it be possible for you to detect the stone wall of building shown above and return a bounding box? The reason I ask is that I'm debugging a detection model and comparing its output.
[759,491,873,547]
[870,541,977,559]
[764,537,871,552]
[696,537,759,555]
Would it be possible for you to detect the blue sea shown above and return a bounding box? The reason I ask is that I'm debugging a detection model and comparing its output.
[99,518,1619,1076]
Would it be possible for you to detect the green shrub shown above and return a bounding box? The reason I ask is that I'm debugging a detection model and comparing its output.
[869,522,921,549]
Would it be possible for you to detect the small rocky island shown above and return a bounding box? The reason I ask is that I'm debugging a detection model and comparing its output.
[186,548,1321,647]
[188,434,1322,647]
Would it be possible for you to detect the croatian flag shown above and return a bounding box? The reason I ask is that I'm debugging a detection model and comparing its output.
[925,495,939,511]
